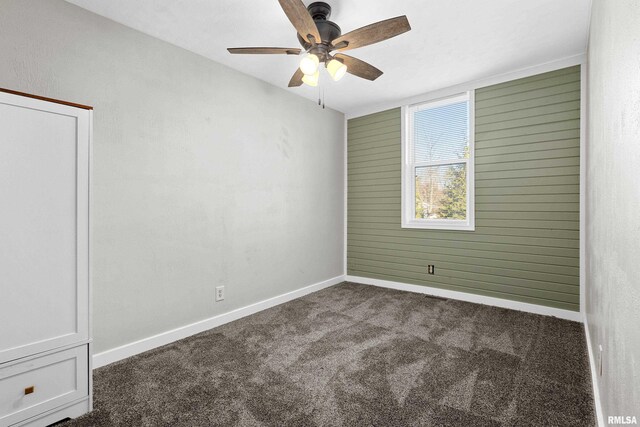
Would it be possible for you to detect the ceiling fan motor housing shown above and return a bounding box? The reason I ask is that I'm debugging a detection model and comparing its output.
[297,1,341,60]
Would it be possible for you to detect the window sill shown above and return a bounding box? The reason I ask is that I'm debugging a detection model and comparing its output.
[401,219,475,231]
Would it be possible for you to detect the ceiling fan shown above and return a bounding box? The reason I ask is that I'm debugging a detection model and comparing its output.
[227,1,411,87]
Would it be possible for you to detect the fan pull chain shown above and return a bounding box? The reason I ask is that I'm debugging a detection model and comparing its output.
[322,87,325,109]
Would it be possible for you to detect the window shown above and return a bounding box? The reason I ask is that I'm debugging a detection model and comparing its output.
[402,92,475,230]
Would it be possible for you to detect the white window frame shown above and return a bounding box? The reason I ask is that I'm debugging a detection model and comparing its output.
[401,91,475,231]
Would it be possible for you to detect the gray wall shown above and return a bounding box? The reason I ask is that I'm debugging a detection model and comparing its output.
[0,0,345,354]
[586,0,640,420]
[348,66,581,311]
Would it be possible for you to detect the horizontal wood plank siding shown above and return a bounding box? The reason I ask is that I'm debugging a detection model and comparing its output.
[347,65,581,311]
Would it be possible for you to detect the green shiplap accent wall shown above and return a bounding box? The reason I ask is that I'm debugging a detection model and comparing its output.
[347,65,581,311]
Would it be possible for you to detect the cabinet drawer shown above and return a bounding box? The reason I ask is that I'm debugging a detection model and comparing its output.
[0,346,88,426]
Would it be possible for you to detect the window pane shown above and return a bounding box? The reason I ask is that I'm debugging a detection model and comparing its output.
[415,164,467,220]
[413,100,469,163]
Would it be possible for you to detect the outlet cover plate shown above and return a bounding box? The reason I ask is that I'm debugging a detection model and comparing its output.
[215,286,225,302]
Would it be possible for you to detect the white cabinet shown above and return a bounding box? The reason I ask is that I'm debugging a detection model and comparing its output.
[0,89,92,426]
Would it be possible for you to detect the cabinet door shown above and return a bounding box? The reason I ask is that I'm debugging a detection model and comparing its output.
[0,92,90,363]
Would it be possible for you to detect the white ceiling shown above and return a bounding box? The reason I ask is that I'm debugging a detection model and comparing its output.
[65,0,591,115]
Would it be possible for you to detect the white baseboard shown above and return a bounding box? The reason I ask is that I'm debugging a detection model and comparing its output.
[584,315,605,427]
[93,275,346,368]
[345,275,582,322]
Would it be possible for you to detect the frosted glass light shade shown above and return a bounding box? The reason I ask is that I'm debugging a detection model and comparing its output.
[302,71,320,87]
[327,59,347,81]
[299,54,320,75]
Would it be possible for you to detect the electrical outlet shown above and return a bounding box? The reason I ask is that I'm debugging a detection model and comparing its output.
[215,286,225,302]
[427,265,435,275]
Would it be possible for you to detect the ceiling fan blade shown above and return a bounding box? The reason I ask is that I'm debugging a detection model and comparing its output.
[288,68,304,87]
[227,47,301,55]
[331,16,411,52]
[277,0,321,44]
[334,54,383,81]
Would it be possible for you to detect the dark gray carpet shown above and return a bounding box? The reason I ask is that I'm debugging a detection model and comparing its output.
[63,282,595,426]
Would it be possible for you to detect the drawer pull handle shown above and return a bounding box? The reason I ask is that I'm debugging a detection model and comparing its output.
[24,386,35,395]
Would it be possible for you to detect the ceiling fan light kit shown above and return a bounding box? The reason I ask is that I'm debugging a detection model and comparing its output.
[300,53,320,75]
[227,0,411,88]
[301,71,320,87]
[326,58,347,81]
